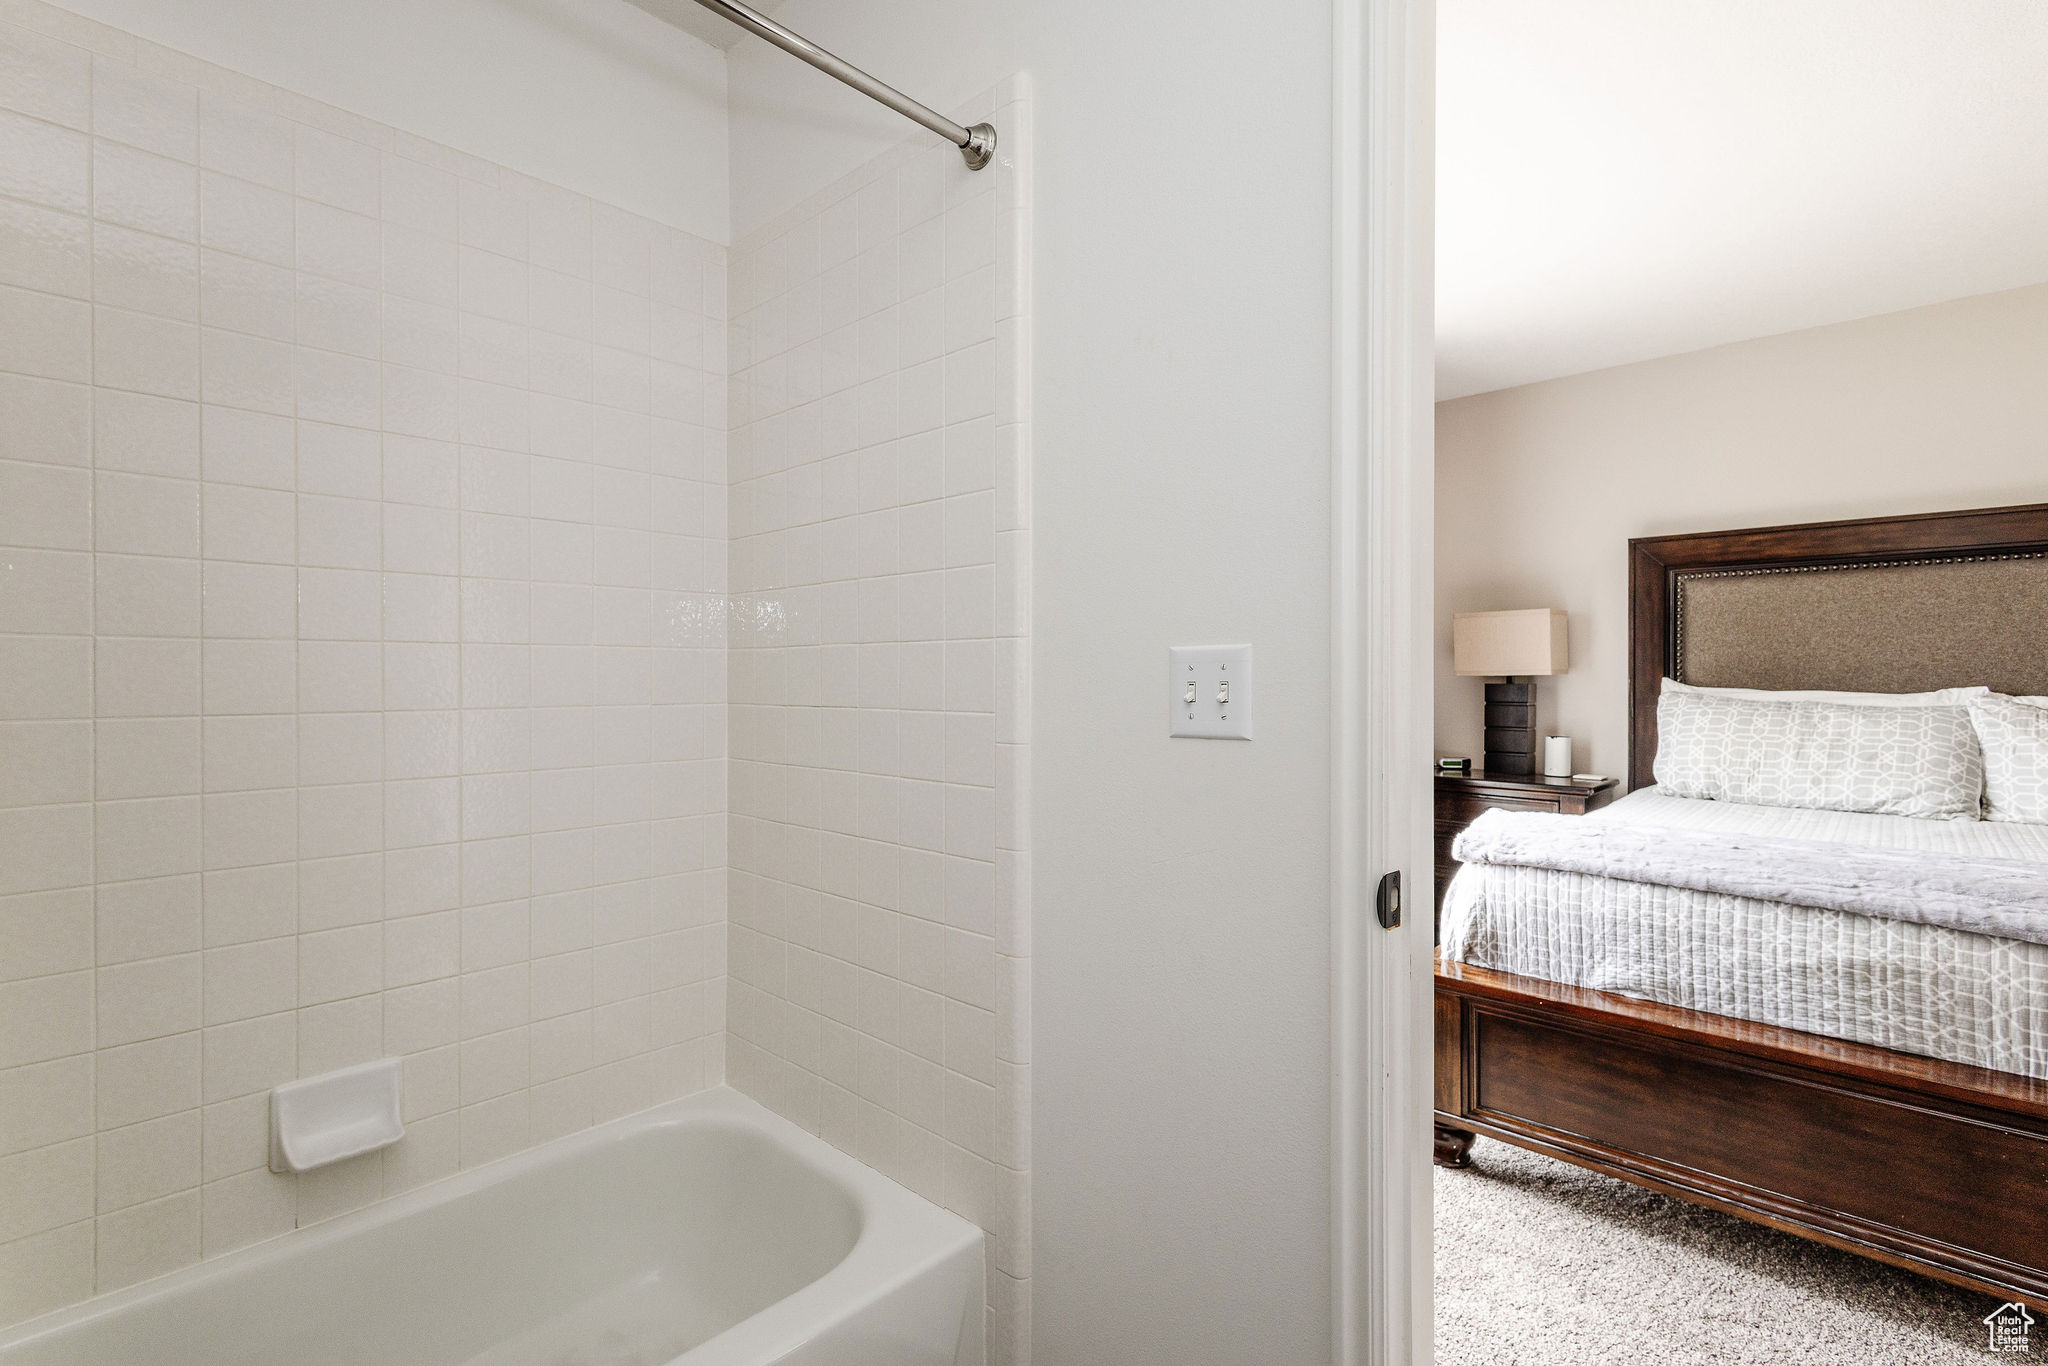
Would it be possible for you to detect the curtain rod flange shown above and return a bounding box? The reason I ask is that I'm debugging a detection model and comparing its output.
[960,123,998,171]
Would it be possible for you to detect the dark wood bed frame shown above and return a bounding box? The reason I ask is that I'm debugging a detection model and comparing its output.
[1434,502,2048,1309]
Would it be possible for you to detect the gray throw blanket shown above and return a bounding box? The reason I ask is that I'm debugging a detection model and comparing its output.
[1452,809,2048,948]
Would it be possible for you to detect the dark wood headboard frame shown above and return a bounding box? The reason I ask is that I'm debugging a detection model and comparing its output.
[1627,501,2048,791]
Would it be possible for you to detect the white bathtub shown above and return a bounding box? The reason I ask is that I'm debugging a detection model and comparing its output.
[0,1089,984,1366]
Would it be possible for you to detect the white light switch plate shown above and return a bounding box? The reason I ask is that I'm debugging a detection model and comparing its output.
[1169,644,1253,739]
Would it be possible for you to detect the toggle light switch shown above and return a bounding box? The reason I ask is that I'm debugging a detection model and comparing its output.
[1168,645,1253,740]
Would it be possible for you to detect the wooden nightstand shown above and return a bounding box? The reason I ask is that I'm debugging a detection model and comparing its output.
[1433,771,1620,919]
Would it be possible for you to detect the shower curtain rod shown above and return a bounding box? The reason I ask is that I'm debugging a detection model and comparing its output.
[688,0,996,169]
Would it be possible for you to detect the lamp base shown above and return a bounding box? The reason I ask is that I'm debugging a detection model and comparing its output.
[1482,679,1537,776]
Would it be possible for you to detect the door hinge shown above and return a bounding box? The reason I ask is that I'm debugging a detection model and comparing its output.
[1375,870,1402,930]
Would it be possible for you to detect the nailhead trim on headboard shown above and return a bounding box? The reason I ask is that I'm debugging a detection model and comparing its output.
[1672,552,2048,682]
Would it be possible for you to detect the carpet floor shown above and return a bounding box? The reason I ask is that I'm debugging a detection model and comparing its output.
[1436,1137,2027,1364]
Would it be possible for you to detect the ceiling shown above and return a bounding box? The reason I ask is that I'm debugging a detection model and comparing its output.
[625,0,791,50]
[1437,0,2048,399]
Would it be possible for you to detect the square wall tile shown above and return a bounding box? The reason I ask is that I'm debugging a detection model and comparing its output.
[0,20,740,1331]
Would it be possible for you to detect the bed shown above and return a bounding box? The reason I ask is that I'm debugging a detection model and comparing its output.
[1433,502,2048,1309]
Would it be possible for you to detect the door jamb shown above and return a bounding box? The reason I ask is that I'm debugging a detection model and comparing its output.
[1331,0,1435,1361]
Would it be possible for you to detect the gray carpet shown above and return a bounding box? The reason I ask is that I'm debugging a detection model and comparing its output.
[1436,1138,2028,1364]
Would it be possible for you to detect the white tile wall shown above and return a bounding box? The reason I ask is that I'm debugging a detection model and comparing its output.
[0,3,728,1326]
[723,81,1033,1366]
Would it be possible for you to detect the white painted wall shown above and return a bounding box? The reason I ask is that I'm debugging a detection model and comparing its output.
[730,8,1336,1365]
[1436,282,2048,780]
[41,0,729,238]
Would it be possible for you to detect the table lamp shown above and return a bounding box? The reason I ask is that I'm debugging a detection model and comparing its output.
[1453,608,1568,776]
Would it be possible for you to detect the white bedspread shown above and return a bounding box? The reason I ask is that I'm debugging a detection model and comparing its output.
[1439,788,2048,1079]
[1453,801,2048,946]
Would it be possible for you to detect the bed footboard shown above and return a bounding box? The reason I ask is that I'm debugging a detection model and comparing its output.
[1434,954,2048,1309]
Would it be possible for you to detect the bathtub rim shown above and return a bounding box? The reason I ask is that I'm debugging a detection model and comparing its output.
[0,1086,985,1365]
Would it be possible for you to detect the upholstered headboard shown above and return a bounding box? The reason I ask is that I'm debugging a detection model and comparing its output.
[1628,503,2048,790]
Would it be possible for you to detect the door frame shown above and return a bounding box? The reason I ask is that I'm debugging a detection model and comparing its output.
[1331,0,1435,1362]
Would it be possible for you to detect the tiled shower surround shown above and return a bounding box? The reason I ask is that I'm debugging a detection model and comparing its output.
[0,3,728,1325]
[0,4,1033,1358]
[723,83,1033,1363]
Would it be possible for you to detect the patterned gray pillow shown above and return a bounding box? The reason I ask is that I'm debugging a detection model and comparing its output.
[1968,695,2048,824]
[1654,691,1985,819]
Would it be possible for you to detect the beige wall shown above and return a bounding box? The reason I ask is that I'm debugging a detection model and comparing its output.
[1436,282,2048,783]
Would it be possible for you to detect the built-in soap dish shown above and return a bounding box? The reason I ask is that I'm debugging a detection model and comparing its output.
[269,1058,405,1174]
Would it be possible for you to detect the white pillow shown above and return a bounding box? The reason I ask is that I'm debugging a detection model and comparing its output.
[1654,689,1985,820]
[1661,678,1990,707]
[1967,695,2048,824]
